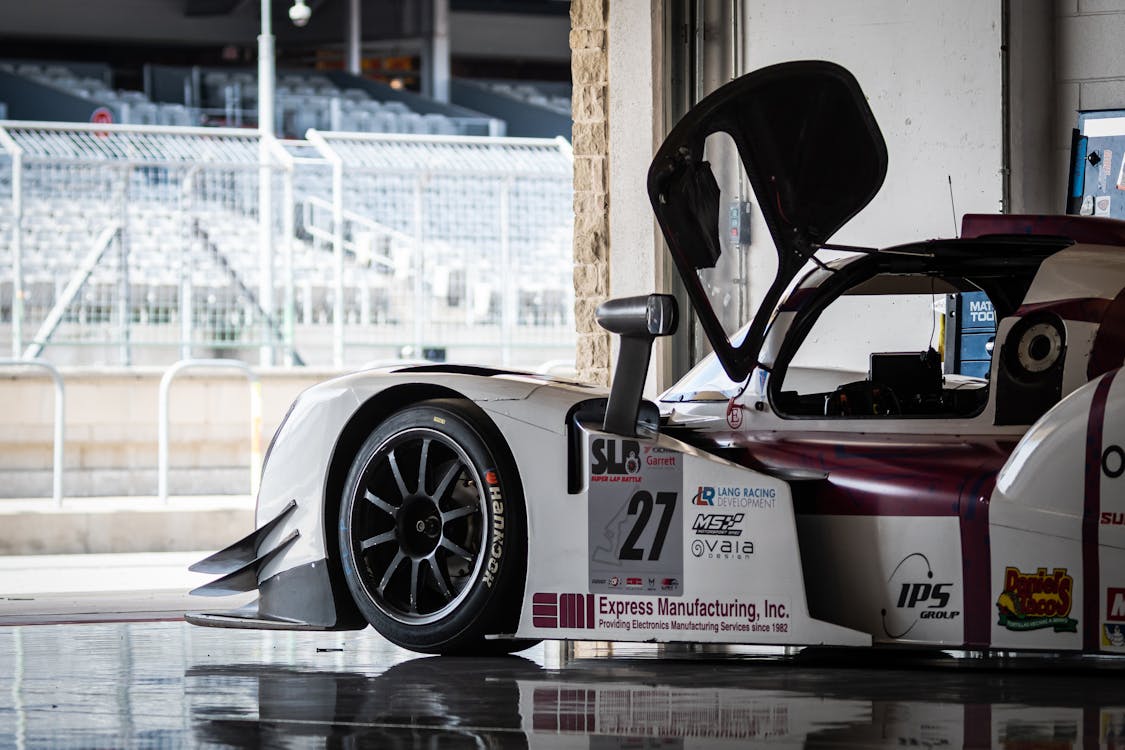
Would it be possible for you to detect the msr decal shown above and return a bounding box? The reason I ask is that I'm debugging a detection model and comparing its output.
[881,552,959,639]
[532,593,595,629]
[590,438,641,480]
[692,513,744,537]
[996,567,1077,633]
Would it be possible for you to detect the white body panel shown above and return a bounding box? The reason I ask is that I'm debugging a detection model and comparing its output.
[513,425,868,647]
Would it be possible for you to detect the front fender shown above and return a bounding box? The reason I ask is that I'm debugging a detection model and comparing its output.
[250,370,602,627]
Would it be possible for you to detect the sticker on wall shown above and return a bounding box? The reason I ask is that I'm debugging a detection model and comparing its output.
[1100,150,1114,192]
[1081,195,1095,215]
[1116,154,1125,190]
[1096,195,1113,217]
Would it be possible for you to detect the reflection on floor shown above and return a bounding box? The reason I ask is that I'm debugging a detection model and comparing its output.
[0,622,1123,748]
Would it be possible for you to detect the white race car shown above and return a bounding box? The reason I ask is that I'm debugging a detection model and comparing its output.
[189,61,1125,656]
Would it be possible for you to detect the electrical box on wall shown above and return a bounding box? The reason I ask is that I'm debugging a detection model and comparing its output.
[1068,110,1125,218]
[727,200,752,247]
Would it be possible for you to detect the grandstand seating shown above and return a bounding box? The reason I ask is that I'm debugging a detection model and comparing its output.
[198,70,472,137]
[0,61,197,127]
[479,80,572,116]
[1,62,491,138]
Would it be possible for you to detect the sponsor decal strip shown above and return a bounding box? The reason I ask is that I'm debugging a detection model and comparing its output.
[997,567,1077,633]
[1085,370,1117,651]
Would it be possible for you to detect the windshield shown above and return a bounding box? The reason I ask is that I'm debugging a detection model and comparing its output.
[660,322,751,402]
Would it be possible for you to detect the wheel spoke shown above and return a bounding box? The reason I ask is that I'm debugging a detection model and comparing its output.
[360,530,396,551]
[432,461,463,503]
[441,538,473,560]
[387,449,409,499]
[377,550,406,595]
[417,438,431,495]
[363,489,398,518]
[427,556,452,601]
[441,504,477,524]
[409,559,421,613]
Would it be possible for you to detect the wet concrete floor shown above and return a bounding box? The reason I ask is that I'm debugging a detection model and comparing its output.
[1,620,1124,748]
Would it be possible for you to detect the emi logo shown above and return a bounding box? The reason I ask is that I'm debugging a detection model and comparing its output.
[693,513,744,537]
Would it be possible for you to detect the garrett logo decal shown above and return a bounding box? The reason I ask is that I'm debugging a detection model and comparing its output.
[881,553,959,639]
[590,438,641,480]
[996,567,1077,633]
[692,513,744,536]
[532,593,595,629]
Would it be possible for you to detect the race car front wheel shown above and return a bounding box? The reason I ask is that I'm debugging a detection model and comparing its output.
[339,398,534,654]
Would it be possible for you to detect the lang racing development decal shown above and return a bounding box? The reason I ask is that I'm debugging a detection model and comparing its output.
[588,437,683,597]
[996,567,1077,633]
[692,484,777,510]
[881,553,959,639]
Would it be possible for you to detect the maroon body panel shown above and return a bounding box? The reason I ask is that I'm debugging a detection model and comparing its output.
[683,429,1019,648]
[961,213,1125,247]
[713,431,1016,518]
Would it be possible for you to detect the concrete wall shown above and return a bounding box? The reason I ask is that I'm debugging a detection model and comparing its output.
[1054,1,1125,205]
[600,1,1013,385]
[0,368,337,498]
[739,1,1004,305]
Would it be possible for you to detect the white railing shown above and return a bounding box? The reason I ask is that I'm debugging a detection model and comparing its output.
[157,358,262,504]
[0,359,65,505]
[0,121,576,371]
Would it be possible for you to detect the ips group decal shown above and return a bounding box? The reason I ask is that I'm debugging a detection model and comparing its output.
[881,552,960,640]
[996,566,1077,633]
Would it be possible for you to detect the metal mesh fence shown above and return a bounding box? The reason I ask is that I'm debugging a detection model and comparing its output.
[0,123,575,369]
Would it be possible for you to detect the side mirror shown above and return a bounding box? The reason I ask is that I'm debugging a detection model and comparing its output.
[596,294,678,436]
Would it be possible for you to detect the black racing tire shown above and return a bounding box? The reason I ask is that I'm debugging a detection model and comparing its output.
[338,398,538,655]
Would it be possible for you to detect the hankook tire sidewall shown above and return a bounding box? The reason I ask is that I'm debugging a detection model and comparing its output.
[338,399,526,652]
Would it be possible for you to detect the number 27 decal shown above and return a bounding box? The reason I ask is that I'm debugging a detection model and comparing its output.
[619,490,677,561]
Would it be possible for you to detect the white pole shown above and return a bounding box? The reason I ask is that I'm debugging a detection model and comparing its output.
[259,0,276,366]
[431,0,450,103]
[346,0,362,76]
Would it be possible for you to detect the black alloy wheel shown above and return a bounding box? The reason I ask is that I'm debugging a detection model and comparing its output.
[339,399,534,654]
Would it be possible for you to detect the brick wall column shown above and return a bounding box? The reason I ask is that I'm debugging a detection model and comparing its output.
[571,0,611,385]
